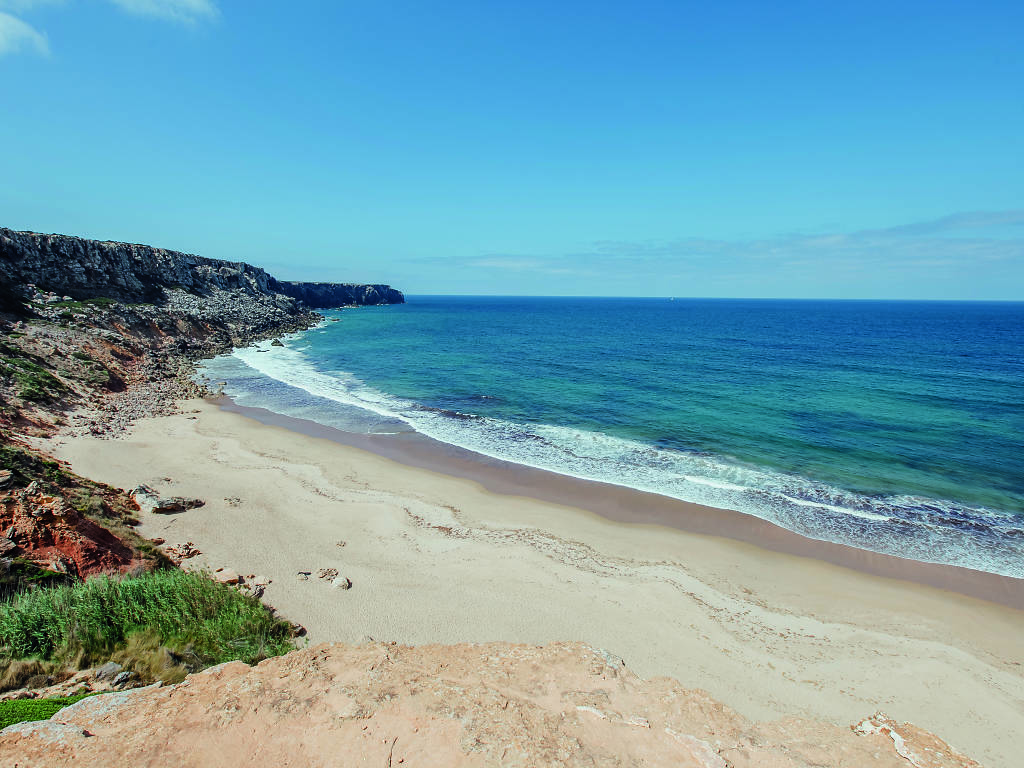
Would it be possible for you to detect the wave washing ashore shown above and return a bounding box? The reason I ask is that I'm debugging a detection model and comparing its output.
[199,296,1024,579]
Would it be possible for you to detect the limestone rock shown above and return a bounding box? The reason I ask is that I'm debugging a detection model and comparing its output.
[0,228,404,309]
[130,485,204,515]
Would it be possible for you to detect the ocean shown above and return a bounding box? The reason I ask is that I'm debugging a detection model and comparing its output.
[198,296,1024,578]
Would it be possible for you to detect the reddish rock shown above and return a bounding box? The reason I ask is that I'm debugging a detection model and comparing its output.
[0,490,142,578]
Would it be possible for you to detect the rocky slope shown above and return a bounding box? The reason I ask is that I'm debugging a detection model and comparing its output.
[0,227,404,308]
[0,641,979,768]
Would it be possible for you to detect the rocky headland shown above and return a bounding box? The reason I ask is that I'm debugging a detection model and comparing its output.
[0,227,403,437]
[0,227,405,309]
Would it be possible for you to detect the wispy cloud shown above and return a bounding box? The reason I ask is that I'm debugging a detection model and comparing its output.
[861,209,1024,237]
[409,210,1024,286]
[0,0,217,56]
[0,10,48,56]
[107,0,217,24]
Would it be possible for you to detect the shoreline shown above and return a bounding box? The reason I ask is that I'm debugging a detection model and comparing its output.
[216,395,1024,610]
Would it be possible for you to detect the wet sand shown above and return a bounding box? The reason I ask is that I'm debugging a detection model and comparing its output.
[37,398,1024,768]
[218,397,1024,610]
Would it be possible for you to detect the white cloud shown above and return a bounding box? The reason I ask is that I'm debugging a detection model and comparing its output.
[107,0,217,24]
[0,10,48,55]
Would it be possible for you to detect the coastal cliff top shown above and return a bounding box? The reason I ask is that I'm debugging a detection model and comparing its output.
[0,640,980,768]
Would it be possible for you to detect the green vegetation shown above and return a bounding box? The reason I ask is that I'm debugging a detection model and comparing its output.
[0,342,67,403]
[0,444,70,488]
[0,560,72,601]
[52,297,118,310]
[0,692,97,729]
[70,350,94,362]
[0,570,296,689]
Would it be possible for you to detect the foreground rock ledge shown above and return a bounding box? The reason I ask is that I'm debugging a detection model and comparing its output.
[0,641,979,768]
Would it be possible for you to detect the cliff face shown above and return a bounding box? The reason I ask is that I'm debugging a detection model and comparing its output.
[0,228,404,309]
[275,281,404,308]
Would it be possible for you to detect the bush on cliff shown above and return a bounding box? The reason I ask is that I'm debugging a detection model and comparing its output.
[0,570,296,690]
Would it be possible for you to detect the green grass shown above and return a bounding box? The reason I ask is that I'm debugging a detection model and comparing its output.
[0,342,67,403]
[0,570,295,688]
[0,445,69,487]
[52,297,118,310]
[0,692,98,729]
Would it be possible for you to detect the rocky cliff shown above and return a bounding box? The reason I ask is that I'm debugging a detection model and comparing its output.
[276,280,404,307]
[0,641,981,768]
[0,228,404,309]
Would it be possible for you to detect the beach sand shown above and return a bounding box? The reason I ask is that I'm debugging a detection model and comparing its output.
[38,399,1024,768]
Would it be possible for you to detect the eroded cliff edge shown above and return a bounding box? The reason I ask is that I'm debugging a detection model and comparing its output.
[0,228,404,309]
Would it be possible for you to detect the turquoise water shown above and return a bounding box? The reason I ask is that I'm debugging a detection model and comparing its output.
[200,297,1024,577]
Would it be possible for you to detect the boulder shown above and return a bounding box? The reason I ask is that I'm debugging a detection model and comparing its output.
[331,576,352,590]
[213,569,241,585]
[94,662,123,682]
[131,485,204,515]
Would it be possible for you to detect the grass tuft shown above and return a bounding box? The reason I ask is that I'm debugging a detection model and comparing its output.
[0,570,296,689]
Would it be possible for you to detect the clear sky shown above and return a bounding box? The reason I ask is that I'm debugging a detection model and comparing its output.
[2,1,1022,298]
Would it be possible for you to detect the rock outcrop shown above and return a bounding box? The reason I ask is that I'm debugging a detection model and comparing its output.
[0,228,404,308]
[0,450,161,583]
[0,641,981,768]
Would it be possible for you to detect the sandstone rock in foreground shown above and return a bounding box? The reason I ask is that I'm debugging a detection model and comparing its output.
[0,641,980,768]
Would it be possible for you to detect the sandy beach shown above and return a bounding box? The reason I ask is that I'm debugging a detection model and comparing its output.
[37,398,1024,768]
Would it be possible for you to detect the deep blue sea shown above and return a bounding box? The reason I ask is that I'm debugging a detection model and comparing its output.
[199,297,1024,577]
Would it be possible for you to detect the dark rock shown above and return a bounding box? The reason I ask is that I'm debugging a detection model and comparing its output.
[275,281,404,308]
[111,670,133,687]
[95,662,123,682]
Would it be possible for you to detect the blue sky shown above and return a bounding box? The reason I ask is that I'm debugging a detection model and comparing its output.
[1,1,1022,298]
